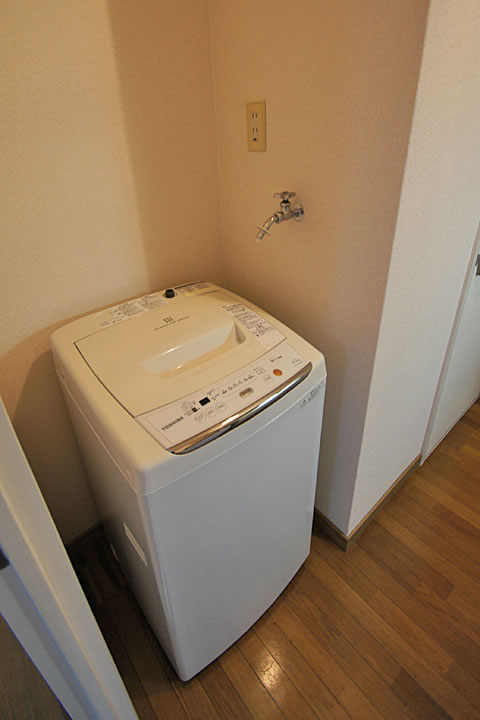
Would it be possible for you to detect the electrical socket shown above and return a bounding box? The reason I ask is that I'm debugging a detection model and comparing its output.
[246,101,266,152]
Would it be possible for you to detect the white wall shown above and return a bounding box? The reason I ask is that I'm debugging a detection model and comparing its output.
[348,0,480,533]
[0,0,223,542]
[209,0,428,533]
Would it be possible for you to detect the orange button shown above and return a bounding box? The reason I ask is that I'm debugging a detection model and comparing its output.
[273,368,283,376]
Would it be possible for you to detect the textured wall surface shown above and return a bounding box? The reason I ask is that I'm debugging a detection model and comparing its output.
[106,0,223,291]
[0,0,223,541]
[349,0,480,533]
[209,0,428,532]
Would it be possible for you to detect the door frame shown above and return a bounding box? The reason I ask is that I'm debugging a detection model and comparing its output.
[422,220,480,460]
[0,395,138,720]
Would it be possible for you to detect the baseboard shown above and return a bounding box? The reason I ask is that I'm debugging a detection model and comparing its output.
[314,454,422,551]
[313,510,350,551]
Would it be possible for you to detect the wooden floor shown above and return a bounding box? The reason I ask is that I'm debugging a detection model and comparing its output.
[70,400,480,720]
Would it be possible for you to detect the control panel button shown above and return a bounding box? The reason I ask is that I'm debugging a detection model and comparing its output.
[194,412,206,423]
[216,402,227,412]
[239,387,254,398]
[273,368,283,376]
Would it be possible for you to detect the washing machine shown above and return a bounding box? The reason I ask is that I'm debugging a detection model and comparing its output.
[51,281,326,680]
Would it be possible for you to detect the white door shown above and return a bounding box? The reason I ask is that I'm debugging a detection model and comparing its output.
[0,395,138,720]
[423,223,480,459]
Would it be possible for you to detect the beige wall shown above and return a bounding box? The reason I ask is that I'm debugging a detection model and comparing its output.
[210,0,429,532]
[106,0,223,290]
[0,1,223,542]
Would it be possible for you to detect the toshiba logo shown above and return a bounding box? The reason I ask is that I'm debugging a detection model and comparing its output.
[161,416,184,431]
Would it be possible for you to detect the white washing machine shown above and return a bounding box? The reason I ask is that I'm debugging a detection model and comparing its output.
[51,282,326,680]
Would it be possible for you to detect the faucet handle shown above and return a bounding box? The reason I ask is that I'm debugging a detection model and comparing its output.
[273,191,296,201]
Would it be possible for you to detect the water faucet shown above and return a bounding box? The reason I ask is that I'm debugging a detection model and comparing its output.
[256,192,305,241]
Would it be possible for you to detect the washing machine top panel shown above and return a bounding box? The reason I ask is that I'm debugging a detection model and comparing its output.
[74,284,289,417]
[137,341,313,454]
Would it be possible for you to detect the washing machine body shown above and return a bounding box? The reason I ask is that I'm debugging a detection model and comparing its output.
[51,282,326,680]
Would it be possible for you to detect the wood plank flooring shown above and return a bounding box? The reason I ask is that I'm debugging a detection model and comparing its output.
[70,400,480,719]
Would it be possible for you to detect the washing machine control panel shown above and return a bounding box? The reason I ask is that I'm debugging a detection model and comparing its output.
[136,342,310,453]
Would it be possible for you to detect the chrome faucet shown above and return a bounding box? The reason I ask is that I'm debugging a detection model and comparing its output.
[256,192,305,241]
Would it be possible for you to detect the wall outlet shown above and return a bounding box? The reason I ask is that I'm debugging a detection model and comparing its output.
[246,101,266,152]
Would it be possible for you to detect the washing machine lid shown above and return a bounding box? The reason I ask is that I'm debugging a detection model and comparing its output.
[75,290,286,417]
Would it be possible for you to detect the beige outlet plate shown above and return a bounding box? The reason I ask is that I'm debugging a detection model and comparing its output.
[246,101,266,152]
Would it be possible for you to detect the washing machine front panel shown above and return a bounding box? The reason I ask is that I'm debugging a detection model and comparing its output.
[140,380,325,680]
